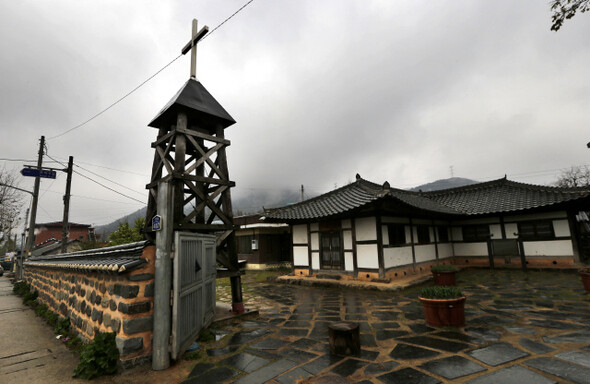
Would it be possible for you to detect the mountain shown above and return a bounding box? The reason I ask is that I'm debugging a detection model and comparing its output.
[409,177,478,192]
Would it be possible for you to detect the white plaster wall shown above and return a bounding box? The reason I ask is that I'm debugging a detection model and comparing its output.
[293,224,308,244]
[490,224,502,240]
[310,233,319,251]
[553,220,571,237]
[438,243,454,259]
[429,227,435,242]
[523,240,574,256]
[384,247,413,269]
[405,227,412,243]
[311,253,320,269]
[357,244,379,269]
[505,223,518,239]
[453,242,488,256]
[293,246,308,266]
[412,227,418,243]
[382,226,389,245]
[356,217,377,241]
[343,230,353,250]
[452,227,463,241]
[310,223,319,231]
[415,244,437,263]
[344,252,354,271]
[342,219,352,229]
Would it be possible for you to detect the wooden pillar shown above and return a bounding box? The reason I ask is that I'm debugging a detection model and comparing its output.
[409,218,416,272]
[174,114,188,226]
[376,215,385,278]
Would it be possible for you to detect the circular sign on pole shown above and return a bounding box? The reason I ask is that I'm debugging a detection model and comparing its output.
[152,215,162,231]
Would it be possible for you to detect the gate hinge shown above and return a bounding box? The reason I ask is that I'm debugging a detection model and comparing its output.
[170,290,174,306]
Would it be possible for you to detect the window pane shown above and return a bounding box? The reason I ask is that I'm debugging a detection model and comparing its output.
[388,224,406,246]
[417,225,430,244]
[437,226,449,243]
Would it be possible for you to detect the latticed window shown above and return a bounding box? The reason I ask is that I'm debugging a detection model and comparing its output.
[518,221,554,240]
[387,224,406,246]
[417,225,430,244]
[462,225,490,242]
[437,226,449,243]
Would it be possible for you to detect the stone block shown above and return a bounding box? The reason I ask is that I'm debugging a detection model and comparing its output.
[129,273,154,282]
[116,336,144,356]
[95,294,101,305]
[91,291,96,304]
[110,300,117,311]
[144,282,154,297]
[111,318,121,333]
[114,284,139,299]
[118,301,151,315]
[123,316,153,334]
[104,313,111,327]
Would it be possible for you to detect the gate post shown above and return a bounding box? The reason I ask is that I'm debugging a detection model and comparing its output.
[152,181,174,370]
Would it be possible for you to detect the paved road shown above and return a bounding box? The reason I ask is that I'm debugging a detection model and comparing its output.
[0,276,82,384]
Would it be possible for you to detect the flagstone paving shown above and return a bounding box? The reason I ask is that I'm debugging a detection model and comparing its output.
[186,269,590,383]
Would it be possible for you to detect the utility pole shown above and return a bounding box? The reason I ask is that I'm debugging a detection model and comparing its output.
[61,156,73,254]
[301,184,304,202]
[25,135,44,255]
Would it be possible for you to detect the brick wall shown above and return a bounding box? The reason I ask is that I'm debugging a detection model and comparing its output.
[24,245,155,367]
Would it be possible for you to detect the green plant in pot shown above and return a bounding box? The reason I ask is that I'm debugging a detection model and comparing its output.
[579,268,590,292]
[419,286,466,327]
[430,264,458,286]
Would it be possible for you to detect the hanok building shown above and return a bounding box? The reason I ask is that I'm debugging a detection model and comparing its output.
[234,214,291,269]
[264,174,590,281]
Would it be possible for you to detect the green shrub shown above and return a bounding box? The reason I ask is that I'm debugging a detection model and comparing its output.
[23,290,38,305]
[54,317,70,335]
[197,329,214,342]
[73,332,119,379]
[45,311,59,327]
[431,264,457,272]
[13,281,29,296]
[34,303,48,318]
[66,335,84,353]
[420,286,463,299]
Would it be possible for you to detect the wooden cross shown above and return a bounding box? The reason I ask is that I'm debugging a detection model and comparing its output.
[181,19,209,78]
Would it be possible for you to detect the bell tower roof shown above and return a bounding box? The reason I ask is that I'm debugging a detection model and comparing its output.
[148,78,236,130]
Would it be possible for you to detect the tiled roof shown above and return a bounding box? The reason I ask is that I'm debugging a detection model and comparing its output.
[264,176,590,221]
[25,240,150,274]
[424,178,590,215]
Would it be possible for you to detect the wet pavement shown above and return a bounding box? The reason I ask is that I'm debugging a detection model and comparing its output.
[187,269,590,383]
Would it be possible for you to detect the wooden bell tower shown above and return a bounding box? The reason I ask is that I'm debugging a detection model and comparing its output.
[145,19,244,314]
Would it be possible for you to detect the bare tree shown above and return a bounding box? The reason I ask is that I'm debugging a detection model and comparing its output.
[555,165,590,187]
[551,0,590,31]
[0,168,23,247]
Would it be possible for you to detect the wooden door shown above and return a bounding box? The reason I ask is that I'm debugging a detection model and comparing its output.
[321,231,342,270]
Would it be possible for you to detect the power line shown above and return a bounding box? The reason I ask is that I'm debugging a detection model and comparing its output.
[47,0,257,141]
[46,154,147,205]
[73,163,145,197]
[53,156,149,177]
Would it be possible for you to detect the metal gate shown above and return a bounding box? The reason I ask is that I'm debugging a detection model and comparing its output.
[171,232,216,360]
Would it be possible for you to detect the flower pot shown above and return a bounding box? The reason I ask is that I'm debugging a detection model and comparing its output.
[580,271,590,292]
[419,296,466,327]
[432,270,456,286]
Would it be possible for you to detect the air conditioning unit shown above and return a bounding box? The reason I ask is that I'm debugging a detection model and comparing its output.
[251,239,258,251]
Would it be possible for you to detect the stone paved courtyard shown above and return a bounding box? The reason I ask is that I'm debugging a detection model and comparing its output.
[187,269,590,383]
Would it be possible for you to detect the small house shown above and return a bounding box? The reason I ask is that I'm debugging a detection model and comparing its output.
[264,174,590,281]
[234,214,291,269]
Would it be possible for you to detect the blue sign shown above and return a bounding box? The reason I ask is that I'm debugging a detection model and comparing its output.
[152,215,162,231]
[20,168,57,179]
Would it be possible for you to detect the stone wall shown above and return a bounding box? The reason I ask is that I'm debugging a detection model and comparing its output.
[24,245,155,367]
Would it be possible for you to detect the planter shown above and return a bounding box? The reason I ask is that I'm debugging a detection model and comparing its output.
[419,296,466,327]
[580,271,590,292]
[432,270,456,286]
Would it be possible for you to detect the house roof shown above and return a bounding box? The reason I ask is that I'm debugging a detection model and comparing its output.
[25,240,150,274]
[35,222,92,228]
[264,175,590,222]
[148,78,236,131]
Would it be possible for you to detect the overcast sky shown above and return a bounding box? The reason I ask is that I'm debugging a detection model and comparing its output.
[1,0,589,227]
